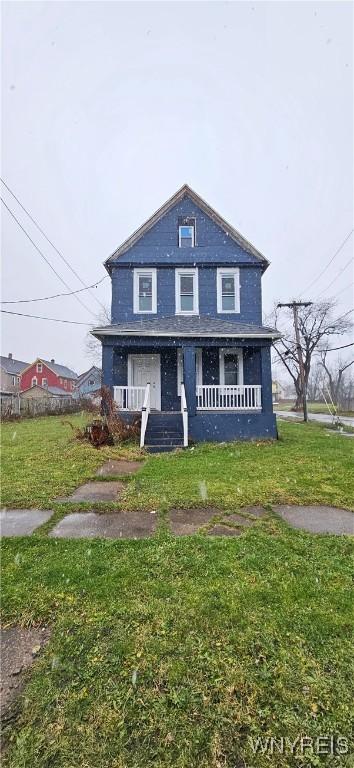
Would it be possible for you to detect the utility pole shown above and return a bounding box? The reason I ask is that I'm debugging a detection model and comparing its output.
[277,301,313,422]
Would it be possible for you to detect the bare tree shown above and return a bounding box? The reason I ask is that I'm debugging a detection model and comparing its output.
[85,305,111,365]
[272,300,353,410]
[319,351,354,407]
[307,361,325,402]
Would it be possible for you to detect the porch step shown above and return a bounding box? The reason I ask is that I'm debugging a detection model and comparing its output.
[144,412,185,453]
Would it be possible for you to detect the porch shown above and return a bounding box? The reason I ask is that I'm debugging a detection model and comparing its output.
[104,342,275,448]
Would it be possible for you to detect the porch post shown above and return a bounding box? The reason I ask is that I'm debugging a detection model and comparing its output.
[102,343,114,391]
[183,345,196,416]
[260,345,273,413]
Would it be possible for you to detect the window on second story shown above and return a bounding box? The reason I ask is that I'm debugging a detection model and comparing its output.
[133,269,157,314]
[42,378,48,387]
[12,376,16,386]
[217,268,240,313]
[175,268,199,314]
[178,218,195,248]
[63,380,67,389]
[31,376,37,387]
[37,362,43,373]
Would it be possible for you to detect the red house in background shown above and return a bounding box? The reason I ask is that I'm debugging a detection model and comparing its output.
[20,358,77,394]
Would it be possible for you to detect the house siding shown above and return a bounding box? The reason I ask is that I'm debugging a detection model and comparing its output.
[111,265,262,325]
[21,363,75,393]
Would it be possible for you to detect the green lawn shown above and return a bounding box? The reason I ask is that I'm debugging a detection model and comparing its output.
[1,415,354,767]
[1,414,354,511]
[278,401,354,417]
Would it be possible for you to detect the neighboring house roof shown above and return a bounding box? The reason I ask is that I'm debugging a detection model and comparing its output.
[0,355,29,375]
[92,316,281,340]
[105,184,269,270]
[21,358,77,379]
[76,366,102,385]
[21,385,73,397]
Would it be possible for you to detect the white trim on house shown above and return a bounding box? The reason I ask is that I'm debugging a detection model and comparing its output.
[217,268,240,314]
[133,268,157,314]
[31,376,37,387]
[127,353,161,410]
[175,268,199,315]
[36,362,43,373]
[177,348,202,395]
[219,348,244,385]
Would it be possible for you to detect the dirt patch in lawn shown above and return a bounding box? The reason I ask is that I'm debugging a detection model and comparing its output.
[207,525,243,537]
[168,507,222,536]
[1,625,51,739]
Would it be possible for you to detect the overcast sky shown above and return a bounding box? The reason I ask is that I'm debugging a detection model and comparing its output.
[1,1,353,374]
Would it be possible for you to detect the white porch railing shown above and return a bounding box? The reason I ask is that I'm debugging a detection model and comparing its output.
[140,383,151,448]
[196,385,262,410]
[180,382,188,447]
[113,386,146,411]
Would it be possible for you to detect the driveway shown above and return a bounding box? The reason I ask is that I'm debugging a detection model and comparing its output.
[275,410,354,427]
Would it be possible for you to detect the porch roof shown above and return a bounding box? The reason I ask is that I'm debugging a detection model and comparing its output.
[92,315,280,340]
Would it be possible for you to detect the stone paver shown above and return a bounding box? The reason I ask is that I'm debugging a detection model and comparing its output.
[274,505,354,535]
[207,525,243,537]
[169,507,221,536]
[1,626,50,724]
[49,511,157,539]
[96,460,144,477]
[222,513,252,527]
[56,481,124,503]
[0,509,53,537]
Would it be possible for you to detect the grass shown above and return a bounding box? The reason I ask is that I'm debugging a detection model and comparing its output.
[1,413,354,511]
[277,401,354,417]
[1,414,354,767]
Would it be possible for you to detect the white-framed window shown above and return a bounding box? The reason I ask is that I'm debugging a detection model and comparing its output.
[217,268,240,313]
[42,378,48,387]
[31,376,37,387]
[175,268,199,314]
[63,379,67,389]
[12,376,16,386]
[133,268,157,314]
[219,348,243,385]
[179,224,195,248]
[177,348,203,395]
[37,362,43,373]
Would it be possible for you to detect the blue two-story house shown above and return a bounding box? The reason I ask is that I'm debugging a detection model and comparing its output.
[93,185,280,451]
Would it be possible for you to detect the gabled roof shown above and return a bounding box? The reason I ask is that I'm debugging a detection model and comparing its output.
[21,358,77,379]
[105,184,269,269]
[0,355,29,375]
[92,315,280,340]
[21,384,73,397]
[77,365,102,384]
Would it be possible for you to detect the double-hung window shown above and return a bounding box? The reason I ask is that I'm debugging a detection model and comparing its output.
[217,268,240,313]
[175,268,198,314]
[133,268,157,314]
[37,362,43,373]
[178,218,195,247]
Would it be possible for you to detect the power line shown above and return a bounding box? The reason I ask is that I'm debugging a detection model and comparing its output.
[315,342,354,353]
[315,257,353,299]
[1,309,92,326]
[299,228,354,296]
[1,197,96,318]
[1,177,107,312]
[1,275,107,304]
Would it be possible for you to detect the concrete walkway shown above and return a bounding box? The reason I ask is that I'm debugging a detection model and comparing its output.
[274,505,354,535]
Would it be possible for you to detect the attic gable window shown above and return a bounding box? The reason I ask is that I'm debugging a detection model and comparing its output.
[178,218,195,248]
[133,268,157,314]
[37,362,43,373]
